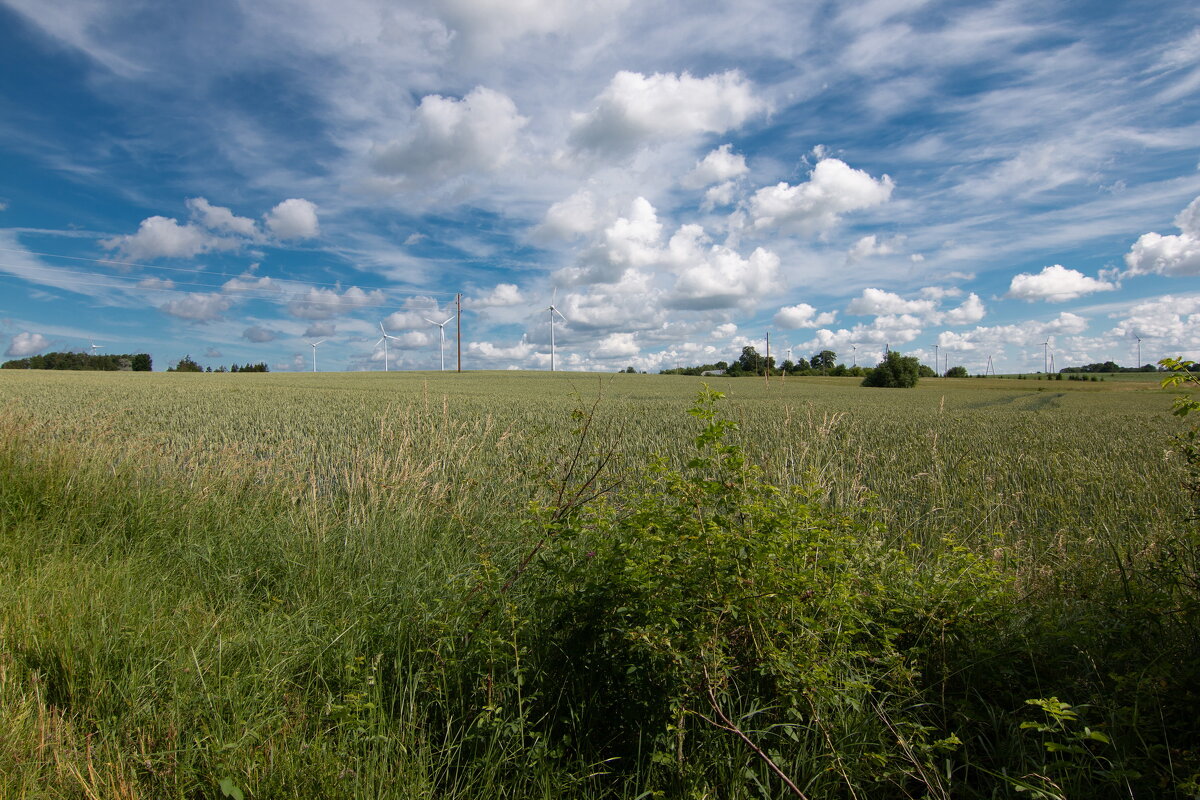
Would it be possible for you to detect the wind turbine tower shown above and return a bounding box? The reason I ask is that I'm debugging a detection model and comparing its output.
[546,290,567,372]
[424,315,455,371]
[1042,341,1049,374]
[89,339,104,356]
[1137,336,1142,369]
[376,322,400,371]
[308,340,326,372]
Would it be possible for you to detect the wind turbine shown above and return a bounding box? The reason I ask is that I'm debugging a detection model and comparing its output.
[851,344,857,367]
[89,339,104,356]
[934,344,939,376]
[423,315,455,371]
[1136,335,1142,370]
[308,339,326,372]
[376,322,399,371]
[1042,341,1049,374]
[546,289,567,372]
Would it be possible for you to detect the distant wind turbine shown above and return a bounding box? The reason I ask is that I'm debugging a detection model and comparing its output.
[89,339,104,355]
[1042,341,1049,374]
[376,322,400,371]
[308,339,326,372]
[423,315,455,371]
[546,289,567,372]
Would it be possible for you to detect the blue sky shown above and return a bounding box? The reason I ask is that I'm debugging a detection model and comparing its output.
[1,0,1198,373]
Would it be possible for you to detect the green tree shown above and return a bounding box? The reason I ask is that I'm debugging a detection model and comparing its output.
[811,350,836,371]
[945,365,969,378]
[736,346,760,373]
[168,355,203,373]
[862,350,921,388]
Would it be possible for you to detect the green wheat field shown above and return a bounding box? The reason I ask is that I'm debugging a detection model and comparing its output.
[2,370,1197,799]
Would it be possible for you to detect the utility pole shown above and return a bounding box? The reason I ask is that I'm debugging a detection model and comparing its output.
[934,344,939,377]
[456,292,462,373]
[1136,336,1141,370]
[1043,341,1049,374]
[765,332,770,387]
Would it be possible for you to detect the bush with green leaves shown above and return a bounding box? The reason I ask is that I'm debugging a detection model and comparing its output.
[455,387,1008,796]
[863,350,922,388]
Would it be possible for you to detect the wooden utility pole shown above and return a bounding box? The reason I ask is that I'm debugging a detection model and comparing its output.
[764,332,770,387]
[456,292,462,372]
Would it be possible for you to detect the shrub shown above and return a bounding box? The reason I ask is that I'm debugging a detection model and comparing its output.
[455,388,1006,796]
[863,351,921,388]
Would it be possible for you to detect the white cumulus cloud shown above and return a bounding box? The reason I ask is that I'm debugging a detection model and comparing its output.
[242,325,278,343]
[683,143,749,189]
[288,286,385,319]
[264,198,320,239]
[1007,264,1117,301]
[371,87,527,185]
[750,158,894,234]
[5,331,50,357]
[570,70,765,155]
[774,303,838,329]
[591,331,640,358]
[102,216,234,261]
[846,287,937,317]
[472,283,524,307]
[539,190,599,240]
[186,197,259,237]
[666,227,780,311]
[1124,196,1200,277]
[159,292,233,321]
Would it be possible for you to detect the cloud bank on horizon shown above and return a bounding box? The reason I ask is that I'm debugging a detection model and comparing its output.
[0,0,1198,372]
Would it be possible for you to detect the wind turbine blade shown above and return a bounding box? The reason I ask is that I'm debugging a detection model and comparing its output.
[440,316,454,326]
[423,317,438,326]
[553,308,567,321]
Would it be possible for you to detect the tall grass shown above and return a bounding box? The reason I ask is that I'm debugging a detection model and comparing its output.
[1,370,1196,797]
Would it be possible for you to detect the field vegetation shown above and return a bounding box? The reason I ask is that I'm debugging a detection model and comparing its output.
[1,369,1197,799]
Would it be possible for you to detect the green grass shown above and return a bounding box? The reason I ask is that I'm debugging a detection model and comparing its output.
[1,370,1197,798]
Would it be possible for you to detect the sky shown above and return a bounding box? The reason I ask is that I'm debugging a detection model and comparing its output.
[1,0,1198,374]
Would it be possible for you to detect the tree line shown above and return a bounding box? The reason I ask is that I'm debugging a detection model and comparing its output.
[1,351,152,371]
[655,346,965,383]
[167,355,268,373]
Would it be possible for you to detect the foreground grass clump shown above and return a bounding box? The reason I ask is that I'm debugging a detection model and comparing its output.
[1,369,1199,797]
[452,388,1004,797]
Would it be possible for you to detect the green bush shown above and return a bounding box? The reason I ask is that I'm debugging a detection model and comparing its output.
[863,351,921,388]
[455,388,1007,796]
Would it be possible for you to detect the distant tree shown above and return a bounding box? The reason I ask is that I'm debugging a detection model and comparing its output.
[794,357,811,372]
[944,365,969,378]
[168,355,203,373]
[623,366,636,373]
[811,350,836,371]
[735,346,775,375]
[130,353,152,371]
[862,351,921,388]
[918,364,937,378]
[736,346,760,373]
[780,359,796,373]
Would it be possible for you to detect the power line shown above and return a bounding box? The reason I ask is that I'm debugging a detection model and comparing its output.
[0,261,460,310]
[0,246,460,297]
